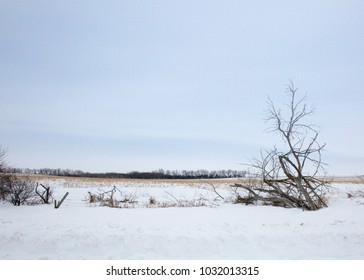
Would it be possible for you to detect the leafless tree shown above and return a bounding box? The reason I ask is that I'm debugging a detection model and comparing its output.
[0,146,6,172]
[233,82,330,210]
[5,176,36,206]
[0,146,12,200]
[0,146,37,205]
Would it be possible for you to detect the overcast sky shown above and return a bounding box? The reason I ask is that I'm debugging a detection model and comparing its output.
[1,0,363,175]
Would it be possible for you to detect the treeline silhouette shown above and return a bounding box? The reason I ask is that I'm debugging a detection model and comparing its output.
[13,168,246,180]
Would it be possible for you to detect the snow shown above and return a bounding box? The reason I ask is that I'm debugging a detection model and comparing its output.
[0,179,363,259]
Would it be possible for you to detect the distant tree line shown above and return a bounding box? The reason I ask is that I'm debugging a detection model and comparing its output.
[12,167,247,180]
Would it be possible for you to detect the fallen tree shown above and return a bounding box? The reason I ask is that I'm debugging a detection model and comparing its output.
[233,82,330,210]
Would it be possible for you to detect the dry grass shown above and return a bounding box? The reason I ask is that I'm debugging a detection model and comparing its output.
[24,174,363,185]
[25,174,242,185]
[330,176,364,184]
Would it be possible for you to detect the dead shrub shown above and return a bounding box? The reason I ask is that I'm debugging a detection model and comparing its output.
[87,186,138,208]
[149,196,157,205]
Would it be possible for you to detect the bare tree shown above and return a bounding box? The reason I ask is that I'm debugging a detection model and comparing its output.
[7,176,36,206]
[0,146,37,205]
[0,146,6,172]
[0,146,11,200]
[233,82,330,210]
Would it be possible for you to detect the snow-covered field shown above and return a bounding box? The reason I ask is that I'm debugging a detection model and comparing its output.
[0,178,363,259]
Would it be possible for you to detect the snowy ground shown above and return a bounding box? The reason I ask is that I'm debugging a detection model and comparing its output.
[0,178,363,259]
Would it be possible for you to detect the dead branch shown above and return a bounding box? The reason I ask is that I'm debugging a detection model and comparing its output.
[35,183,53,204]
[205,181,225,200]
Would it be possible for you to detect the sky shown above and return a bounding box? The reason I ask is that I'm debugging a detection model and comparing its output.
[1,0,364,175]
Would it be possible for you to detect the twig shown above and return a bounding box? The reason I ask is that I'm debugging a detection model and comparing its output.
[205,181,225,200]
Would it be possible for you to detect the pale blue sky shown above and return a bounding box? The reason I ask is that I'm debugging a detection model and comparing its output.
[1,0,363,175]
